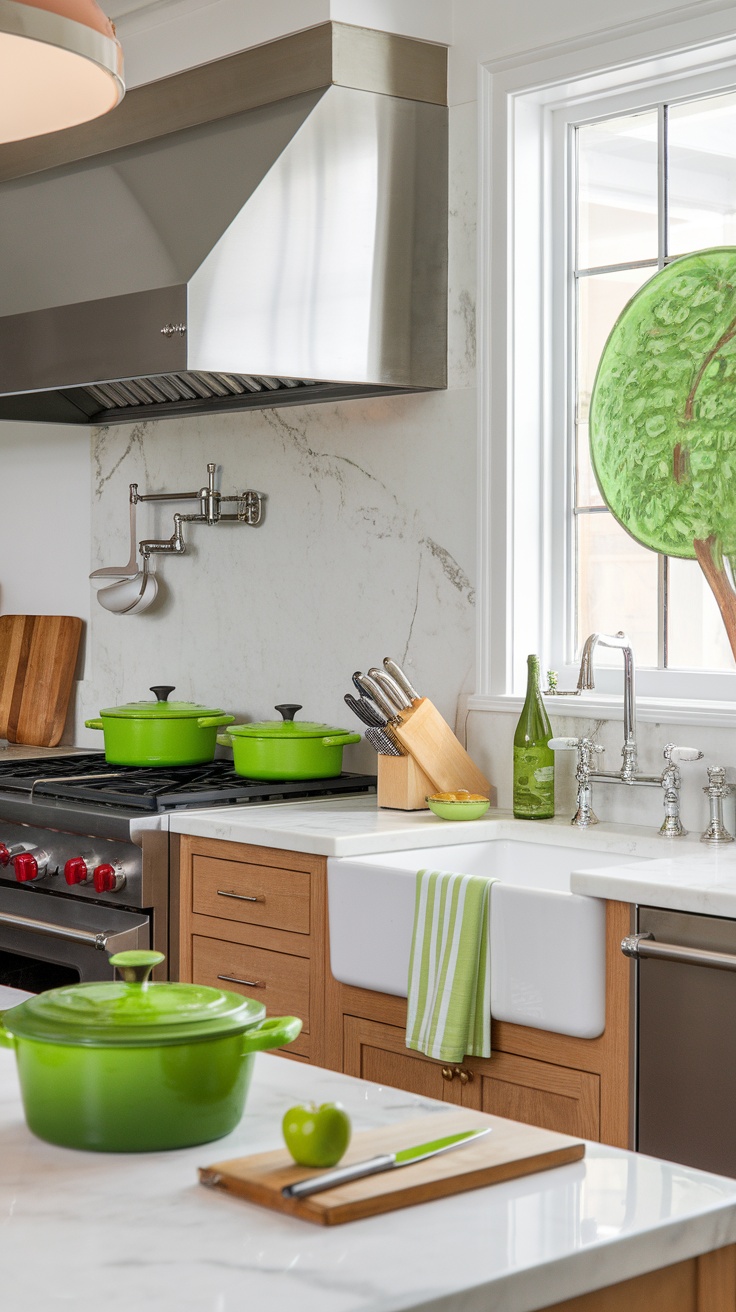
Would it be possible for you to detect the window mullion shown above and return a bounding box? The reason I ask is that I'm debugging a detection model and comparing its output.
[658,101,668,668]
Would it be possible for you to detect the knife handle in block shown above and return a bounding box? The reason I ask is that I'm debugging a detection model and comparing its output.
[391,699,491,797]
[377,754,434,810]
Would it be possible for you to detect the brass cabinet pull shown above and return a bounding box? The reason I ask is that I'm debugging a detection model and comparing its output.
[216,889,264,903]
[454,1066,473,1084]
[441,1066,454,1081]
[217,973,265,988]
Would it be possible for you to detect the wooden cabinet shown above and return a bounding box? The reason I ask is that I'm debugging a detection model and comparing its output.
[174,835,330,1065]
[342,1016,600,1137]
[328,898,632,1147]
[344,1016,464,1104]
[175,836,631,1143]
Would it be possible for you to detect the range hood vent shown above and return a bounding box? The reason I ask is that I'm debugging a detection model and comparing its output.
[0,24,448,426]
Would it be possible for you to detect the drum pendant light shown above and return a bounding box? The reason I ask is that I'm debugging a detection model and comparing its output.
[0,0,124,143]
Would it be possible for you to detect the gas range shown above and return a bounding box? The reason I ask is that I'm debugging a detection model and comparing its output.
[0,753,375,989]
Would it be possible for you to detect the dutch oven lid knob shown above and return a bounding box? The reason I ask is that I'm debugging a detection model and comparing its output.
[150,686,175,702]
[274,704,302,722]
[109,950,165,985]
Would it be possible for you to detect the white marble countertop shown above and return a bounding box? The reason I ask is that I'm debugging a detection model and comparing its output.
[167,796,687,859]
[570,846,736,916]
[0,743,87,760]
[1,1045,736,1312]
[167,795,736,915]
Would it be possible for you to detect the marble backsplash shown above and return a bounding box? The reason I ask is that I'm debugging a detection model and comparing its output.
[77,384,477,769]
[466,704,736,841]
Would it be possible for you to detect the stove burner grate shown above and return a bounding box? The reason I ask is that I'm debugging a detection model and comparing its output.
[0,754,376,812]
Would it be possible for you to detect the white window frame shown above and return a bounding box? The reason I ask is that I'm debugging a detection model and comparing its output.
[472,8,736,726]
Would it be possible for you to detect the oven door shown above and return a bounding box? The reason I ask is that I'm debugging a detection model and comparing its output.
[0,885,150,990]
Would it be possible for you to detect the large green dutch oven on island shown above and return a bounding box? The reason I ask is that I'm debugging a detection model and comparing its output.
[85,685,235,766]
[0,951,301,1152]
[217,703,361,780]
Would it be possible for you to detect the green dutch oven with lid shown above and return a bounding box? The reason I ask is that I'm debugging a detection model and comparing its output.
[218,704,361,780]
[85,685,235,766]
[0,951,301,1152]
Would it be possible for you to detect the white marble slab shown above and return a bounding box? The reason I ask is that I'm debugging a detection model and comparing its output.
[168,797,702,860]
[1,1050,736,1312]
[571,847,736,917]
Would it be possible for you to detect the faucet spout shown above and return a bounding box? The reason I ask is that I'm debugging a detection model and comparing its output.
[577,631,637,778]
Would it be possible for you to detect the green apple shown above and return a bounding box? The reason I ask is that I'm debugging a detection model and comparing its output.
[282,1101,352,1168]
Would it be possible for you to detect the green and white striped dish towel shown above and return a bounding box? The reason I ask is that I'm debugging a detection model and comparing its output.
[405,870,496,1064]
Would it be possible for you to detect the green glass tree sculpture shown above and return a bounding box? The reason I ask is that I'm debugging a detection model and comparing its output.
[590,247,736,660]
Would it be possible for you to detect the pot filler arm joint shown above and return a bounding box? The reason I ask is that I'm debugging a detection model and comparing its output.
[91,461,266,605]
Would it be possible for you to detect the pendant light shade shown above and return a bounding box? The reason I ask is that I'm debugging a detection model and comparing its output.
[0,0,124,143]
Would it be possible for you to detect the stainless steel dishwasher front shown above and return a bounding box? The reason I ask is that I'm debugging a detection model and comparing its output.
[634,904,736,1176]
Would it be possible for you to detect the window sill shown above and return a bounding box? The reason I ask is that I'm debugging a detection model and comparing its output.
[468,693,736,729]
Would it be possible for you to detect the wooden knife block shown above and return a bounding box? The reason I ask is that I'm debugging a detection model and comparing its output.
[377,754,434,810]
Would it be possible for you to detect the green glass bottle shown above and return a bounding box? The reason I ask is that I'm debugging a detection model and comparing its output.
[513,654,554,819]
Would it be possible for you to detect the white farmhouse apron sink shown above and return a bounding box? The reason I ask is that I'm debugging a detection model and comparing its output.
[328,832,651,1039]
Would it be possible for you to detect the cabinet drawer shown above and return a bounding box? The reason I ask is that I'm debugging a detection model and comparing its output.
[192,936,310,1035]
[192,856,310,934]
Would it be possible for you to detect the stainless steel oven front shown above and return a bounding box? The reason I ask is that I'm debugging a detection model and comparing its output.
[0,815,167,991]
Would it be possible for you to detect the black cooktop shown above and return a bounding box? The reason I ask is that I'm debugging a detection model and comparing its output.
[0,754,376,813]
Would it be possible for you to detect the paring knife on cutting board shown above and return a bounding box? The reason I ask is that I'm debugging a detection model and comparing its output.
[282,1127,490,1199]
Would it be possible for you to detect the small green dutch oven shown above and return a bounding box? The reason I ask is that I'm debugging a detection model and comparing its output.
[85,685,235,766]
[0,951,301,1152]
[217,703,361,780]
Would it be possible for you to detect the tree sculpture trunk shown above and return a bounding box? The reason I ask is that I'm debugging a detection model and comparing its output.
[694,536,736,662]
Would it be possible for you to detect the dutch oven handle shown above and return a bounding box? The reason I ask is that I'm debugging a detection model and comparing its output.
[85,719,104,730]
[321,733,362,747]
[198,715,235,729]
[240,1016,302,1054]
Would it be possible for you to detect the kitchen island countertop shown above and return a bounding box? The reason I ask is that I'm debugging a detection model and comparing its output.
[2,1045,736,1312]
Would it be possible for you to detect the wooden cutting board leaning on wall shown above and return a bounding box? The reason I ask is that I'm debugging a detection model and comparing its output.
[0,616,83,746]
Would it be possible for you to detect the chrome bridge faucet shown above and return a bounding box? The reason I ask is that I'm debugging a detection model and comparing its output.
[550,632,703,834]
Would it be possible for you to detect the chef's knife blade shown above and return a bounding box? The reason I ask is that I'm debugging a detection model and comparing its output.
[282,1127,490,1199]
[368,667,412,711]
[354,672,400,722]
[383,657,420,703]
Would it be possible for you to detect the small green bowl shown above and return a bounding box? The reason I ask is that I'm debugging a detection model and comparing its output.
[426,795,491,821]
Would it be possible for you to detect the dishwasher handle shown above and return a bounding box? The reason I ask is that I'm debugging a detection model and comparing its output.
[622,932,736,973]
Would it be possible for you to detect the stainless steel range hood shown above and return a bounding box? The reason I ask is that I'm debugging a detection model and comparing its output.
[0,23,447,425]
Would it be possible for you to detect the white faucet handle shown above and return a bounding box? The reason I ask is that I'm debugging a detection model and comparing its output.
[664,744,704,765]
[549,737,580,750]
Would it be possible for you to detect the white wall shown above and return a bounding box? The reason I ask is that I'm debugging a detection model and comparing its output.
[0,421,90,628]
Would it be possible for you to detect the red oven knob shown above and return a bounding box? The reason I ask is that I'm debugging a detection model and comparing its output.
[93,863,126,894]
[0,843,22,866]
[64,857,92,886]
[14,852,40,882]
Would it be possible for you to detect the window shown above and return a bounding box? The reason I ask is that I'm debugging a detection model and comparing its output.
[574,95,736,675]
[476,20,736,711]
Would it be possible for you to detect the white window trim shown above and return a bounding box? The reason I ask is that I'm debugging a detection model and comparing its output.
[472,4,736,723]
